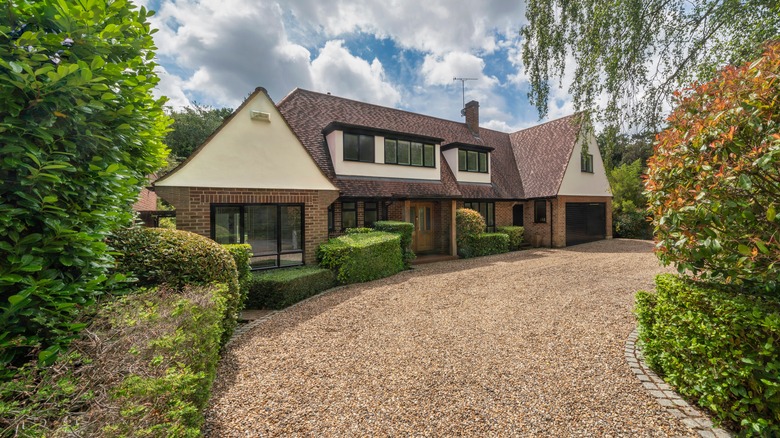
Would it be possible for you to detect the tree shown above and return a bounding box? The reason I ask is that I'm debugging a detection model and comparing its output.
[521,0,780,130]
[645,41,780,293]
[165,104,232,160]
[0,0,169,372]
[597,130,655,171]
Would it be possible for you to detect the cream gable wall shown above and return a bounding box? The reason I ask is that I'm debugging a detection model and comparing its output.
[557,131,612,196]
[155,91,337,191]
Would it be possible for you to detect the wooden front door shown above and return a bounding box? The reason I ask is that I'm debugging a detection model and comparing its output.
[409,202,435,253]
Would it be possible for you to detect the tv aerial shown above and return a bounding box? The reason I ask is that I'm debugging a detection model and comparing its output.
[453,77,477,116]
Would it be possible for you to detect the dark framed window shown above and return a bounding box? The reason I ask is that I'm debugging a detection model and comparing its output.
[212,204,304,270]
[581,153,593,173]
[364,201,378,227]
[384,138,435,168]
[344,133,375,163]
[464,201,495,232]
[534,200,547,223]
[327,204,334,231]
[341,201,357,229]
[458,149,488,173]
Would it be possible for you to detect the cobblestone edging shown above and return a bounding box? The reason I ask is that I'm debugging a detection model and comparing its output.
[626,329,732,438]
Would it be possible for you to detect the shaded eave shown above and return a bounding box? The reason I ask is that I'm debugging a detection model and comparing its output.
[321,121,445,144]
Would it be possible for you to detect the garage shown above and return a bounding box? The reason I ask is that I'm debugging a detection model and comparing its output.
[565,202,606,246]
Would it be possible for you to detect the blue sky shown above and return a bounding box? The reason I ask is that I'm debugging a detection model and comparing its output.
[137,0,581,132]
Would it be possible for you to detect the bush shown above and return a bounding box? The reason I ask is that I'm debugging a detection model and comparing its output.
[317,232,404,284]
[613,210,653,239]
[459,233,510,258]
[645,42,780,293]
[0,284,227,437]
[636,274,780,435]
[497,226,525,250]
[456,208,485,247]
[345,227,374,234]
[0,0,170,373]
[374,221,416,267]
[222,244,252,306]
[246,267,335,310]
[108,227,241,345]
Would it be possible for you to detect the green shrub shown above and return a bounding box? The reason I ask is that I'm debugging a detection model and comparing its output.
[1,284,227,437]
[246,267,335,310]
[222,244,252,306]
[374,221,416,267]
[613,210,653,239]
[645,43,780,293]
[108,227,241,345]
[635,274,780,435]
[345,227,374,234]
[456,208,485,247]
[317,232,404,284]
[497,226,525,250]
[0,0,170,374]
[459,233,510,258]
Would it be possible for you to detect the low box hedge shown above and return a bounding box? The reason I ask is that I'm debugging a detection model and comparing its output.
[374,221,415,267]
[317,231,404,284]
[636,274,780,435]
[496,226,524,250]
[459,233,510,258]
[246,267,336,310]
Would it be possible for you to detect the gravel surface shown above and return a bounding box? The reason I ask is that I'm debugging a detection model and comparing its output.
[205,239,695,437]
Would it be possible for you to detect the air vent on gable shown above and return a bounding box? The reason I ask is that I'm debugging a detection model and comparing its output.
[250,110,271,122]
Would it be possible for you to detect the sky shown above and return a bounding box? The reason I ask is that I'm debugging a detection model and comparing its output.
[136,0,580,133]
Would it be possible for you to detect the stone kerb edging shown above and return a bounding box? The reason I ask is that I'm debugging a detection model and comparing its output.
[626,329,732,438]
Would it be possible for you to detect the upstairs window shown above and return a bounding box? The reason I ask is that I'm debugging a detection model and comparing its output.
[385,139,435,168]
[581,153,593,173]
[458,149,488,173]
[344,133,375,163]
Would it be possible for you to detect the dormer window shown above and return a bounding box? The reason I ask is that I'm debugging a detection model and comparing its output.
[385,139,435,168]
[581,153,593,173]
[458,149,488,173]
[344,133,374,163]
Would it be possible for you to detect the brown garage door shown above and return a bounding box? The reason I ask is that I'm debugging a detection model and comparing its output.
[565,202,606,246]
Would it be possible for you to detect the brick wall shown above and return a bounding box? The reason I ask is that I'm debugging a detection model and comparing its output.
[155,186,339,265]
[522,200,552,247]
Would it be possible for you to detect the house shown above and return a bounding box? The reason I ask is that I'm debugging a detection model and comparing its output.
[154,87,612,269]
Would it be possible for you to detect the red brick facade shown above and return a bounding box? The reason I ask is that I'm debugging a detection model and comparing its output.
[155,186,339,265]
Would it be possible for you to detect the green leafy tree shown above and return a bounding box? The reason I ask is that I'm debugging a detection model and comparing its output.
[165,104,232,160]
[598,130,655,171]
[645,41,780,293]
[521,0,780,130]
[609,160,645,213]
[0,0,170,372]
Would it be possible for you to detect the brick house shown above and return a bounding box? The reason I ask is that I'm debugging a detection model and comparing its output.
[154,87,612,269]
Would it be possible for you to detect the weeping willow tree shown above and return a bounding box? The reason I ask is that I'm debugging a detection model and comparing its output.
[521,0,780,130]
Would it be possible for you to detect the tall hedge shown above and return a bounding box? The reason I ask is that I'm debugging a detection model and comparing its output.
[455,208,485,247]
[108,228,241,346]
[317,232,404,284]
[497,226,525,250]
[645,41,780,293]
[222,244,252,306]
[0,1,169,372]
[374,221,415,267]
[636,274,780,435]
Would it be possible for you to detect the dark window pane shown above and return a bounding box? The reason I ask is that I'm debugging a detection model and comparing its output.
[424,144,435,167]
[280,252,303,267]
[535,200,546,223]
[487,202,494,227]
[328,204,334,231]
[479,152,487,172]
[364,202,377,227]
[359,135,374,162]
[344,133,359,161]
[425,207,431,230]
[398,140,410,165]
[467,151,478,171]
[411,142,423,166]
[458,150,466,171]
[280,206,302,251]
[213,206,241,244]
[246,205,277,255]
[384,139,397,164]
[342,202,356,229]
[251,254,278,269]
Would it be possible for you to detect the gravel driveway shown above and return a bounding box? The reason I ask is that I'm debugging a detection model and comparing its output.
[205,239,694,436]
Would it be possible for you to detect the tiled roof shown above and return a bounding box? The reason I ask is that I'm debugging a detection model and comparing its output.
[133,187,158,212]
[278,88,580,200]
[510,114,582,198]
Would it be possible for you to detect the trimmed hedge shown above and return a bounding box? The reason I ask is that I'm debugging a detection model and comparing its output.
[636,274,780,435]
[497,226,525,250]
[246,267,336,310]
[222,244,252,306]
[373,221,415,267]
[459,233,510,258]
[455,208,485,247]
[317,231,404,284]
[108,227,241,345]
[345,227,374,234]
[0,284,228,437]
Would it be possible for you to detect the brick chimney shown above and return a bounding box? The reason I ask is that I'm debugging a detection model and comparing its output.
[464,100,479,134]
